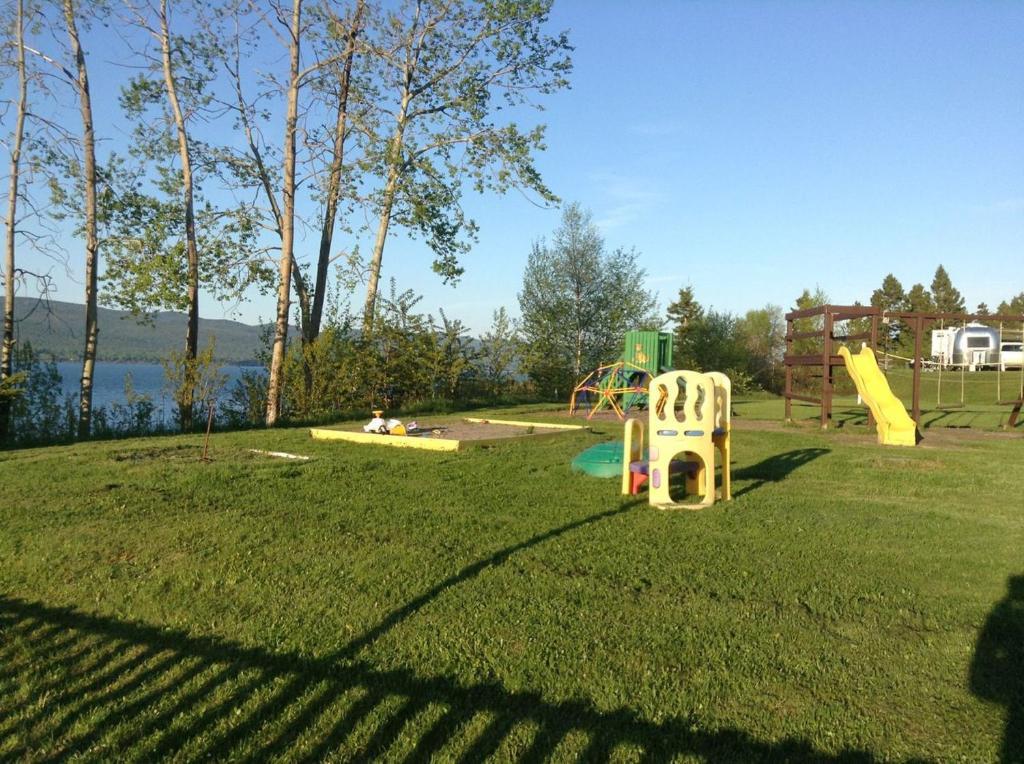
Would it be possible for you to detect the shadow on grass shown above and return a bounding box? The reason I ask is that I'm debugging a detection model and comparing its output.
[1,503,876,762]
[970,575,1024,763]
[731,448,830,498]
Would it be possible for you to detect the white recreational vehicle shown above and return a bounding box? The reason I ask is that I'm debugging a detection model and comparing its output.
[930,323,1003,370]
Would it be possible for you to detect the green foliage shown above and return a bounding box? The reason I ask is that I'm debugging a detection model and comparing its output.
[98,155,270,319]
[0,371,25,402]
[428,310,476,401]
[282,326,363,420]
[476,307,520,396]
[4,342,74,446]
[997,292,1024,316]
[905,282,934,313]
[221,370,269,429]
[161,339,225,432]
[665,285,703,369]
[870,273,906,345]
[518,203,658,397]
[736,304,786,393]
[930,264,966,314]
[91,373,158,439]
[789,287,829,392]
[368,0,573,280]
[269,282,518,420]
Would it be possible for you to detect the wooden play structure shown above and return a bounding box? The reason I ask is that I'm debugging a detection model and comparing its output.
[784,304,1024,434]
[622,370,732,510]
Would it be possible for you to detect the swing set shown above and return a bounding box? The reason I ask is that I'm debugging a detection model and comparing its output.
[930,318,1024,409]
[784,305,1024,430]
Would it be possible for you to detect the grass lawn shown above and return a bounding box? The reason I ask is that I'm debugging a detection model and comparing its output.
[744,367,1024,432]
[1,406,1021,761]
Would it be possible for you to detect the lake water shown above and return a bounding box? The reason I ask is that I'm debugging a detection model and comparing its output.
[56,361,261,425]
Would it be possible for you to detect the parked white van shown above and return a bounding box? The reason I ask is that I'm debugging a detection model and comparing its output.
[1000,341,1023,371]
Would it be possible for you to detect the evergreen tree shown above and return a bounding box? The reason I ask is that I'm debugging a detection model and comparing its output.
[898,283,937,357]
[870,273,906,346]
[906,283,935,313]
[665,286,703,369]
[975,302,992,327]
[930,265,965,313]
[997,293,1024,316]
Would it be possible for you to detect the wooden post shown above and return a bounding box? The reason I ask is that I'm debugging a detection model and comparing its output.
[822,309,833,428]
[912,315,923,424]
[784,314,793,421]
[866,312,879,428]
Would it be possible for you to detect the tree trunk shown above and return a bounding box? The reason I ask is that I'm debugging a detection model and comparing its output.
[362,17,420,334]
[308,0,363,343]
[362,103,408,333]
[264,0,302,427]
[0,0,27,441]
[64,0,99,440]
[159,0,198,432]
[362,166,399,333]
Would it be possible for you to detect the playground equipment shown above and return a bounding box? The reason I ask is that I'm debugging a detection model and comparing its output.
[570,361,651,419]
[838,346,918,446]
[570,331,674,419]
[570,441,626,478]
[622,370,732,510]
[784,304,1024,430]
[931,318,1024,411]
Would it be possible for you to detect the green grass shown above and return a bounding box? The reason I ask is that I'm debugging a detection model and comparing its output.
[744,367,1024,431]
[1,407,1021,761]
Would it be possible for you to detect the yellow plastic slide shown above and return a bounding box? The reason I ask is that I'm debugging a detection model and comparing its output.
[838,346,918,447]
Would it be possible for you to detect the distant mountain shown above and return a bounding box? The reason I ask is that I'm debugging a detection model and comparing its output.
[6,297,280,363]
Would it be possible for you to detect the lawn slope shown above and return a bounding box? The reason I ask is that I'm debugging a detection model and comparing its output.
[0,412,1020,761]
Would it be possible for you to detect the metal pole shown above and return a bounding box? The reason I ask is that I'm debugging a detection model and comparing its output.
[997,322,1002,403]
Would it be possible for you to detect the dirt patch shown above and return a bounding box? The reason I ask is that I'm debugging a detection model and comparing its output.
[554,405,1023,446]
[110,445,201,462]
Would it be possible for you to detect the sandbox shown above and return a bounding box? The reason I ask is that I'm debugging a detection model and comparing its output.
[309,417,587,451]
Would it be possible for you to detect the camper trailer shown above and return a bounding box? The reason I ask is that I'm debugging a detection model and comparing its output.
[930,328,957,366]
[951,324,1000,370]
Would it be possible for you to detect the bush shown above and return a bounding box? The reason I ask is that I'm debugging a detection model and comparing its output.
[4,342,75,446]
[92,373,159,439]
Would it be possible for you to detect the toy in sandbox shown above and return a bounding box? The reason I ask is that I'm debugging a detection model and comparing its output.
[570,331,675,419]
[622,370,732,510]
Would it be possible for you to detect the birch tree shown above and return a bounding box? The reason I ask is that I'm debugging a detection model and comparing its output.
[223,0,366,425]
[61,0,100,438]
[359,0,572,330]
[106,0,265,431]
[0,0,28,440]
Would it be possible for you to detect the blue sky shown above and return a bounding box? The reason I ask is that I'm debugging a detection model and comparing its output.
[12,0,1024,333]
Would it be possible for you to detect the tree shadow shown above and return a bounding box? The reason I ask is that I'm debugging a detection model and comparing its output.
[970,575,1024,763]
[731,448,830,498]
[0,501,878,761]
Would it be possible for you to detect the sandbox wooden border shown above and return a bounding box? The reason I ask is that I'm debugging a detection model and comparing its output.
[309,417,587,452]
